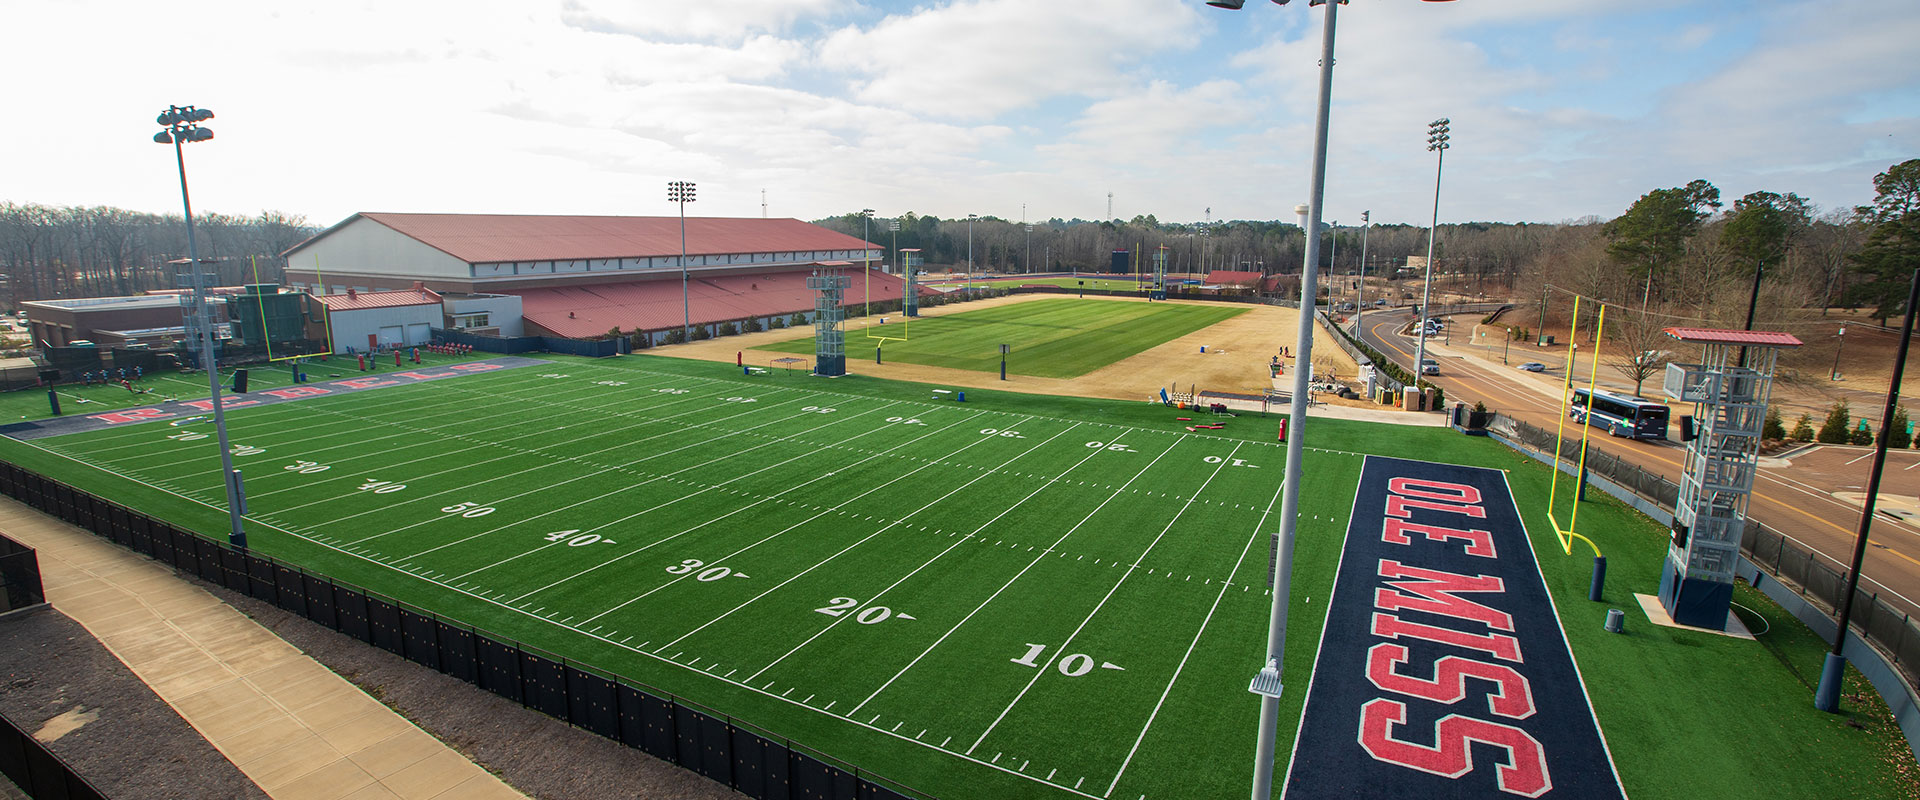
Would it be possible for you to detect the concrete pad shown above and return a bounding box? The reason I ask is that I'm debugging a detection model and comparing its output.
[271,758,378,800]
[347,731,439,779]
[322,709,419,754]
[1634,593,1756,640]
[224,725,326,769]
[380,750,479,799]
[428,773,527,800]
[341,783,404,800]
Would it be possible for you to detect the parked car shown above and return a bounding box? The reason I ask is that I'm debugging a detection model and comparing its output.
[1517,362,1546,372]
[1374,299,1387,307]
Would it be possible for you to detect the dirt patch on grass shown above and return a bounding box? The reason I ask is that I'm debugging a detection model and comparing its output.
[652,294,1357,403]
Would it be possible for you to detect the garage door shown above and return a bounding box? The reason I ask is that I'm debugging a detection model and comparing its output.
[378,326,403,346]
[406,323,431,345]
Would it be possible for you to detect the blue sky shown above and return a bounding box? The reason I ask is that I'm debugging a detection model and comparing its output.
[4,0,1915,229]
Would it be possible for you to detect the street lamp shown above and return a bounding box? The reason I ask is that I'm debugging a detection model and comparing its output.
[154,104,247,550]
[668,181,696,342]
[1355,210,1371,328]
[1833,325,1847,381]
[1413,117,1450,394]
[1203,3,1454,800]
[889,218,901,275]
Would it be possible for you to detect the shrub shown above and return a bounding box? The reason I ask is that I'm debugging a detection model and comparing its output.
[789,313,806,327]
[1763,406,1786,440]
[631,332,651,349]
[1791,414,1815,442]
[1817,400,1852,444]
[1850,425,1875,446]
[770,316,786,329]
[720,322,739,337]
[745,318,764,333]
[1895,406,1914,449]
[663,328,686,345]
[1473,400,1488,414]
[692,326,712,341]
[1431,386,1446,407]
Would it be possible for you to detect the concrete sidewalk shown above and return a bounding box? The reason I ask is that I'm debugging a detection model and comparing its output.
[0,498,526,800]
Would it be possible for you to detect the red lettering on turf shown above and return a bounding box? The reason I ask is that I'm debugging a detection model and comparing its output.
[260,387,330,399]
[1365,643,1535,720]
[1358,699,1551,798]
[1386,494,1487,520]
[88,408,174,424]
[1375,560,1513,631]
[337,378,396,389]
[178,399,260,412]
[395,371,454,381]
[1389,477,1483,505]
[449,363,501,371]
[1381,518,1497,558]
[1371,612,1522,663]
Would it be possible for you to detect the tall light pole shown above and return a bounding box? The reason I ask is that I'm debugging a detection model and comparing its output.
[889,218,901,275]
[1355,210,1371,328]
[967,213,978,292]
[1327,220,1338,308]
[668,181,696,342]
[1413,117,1450,393]
[154,104,247,550]
[859,209,875,309]
[1205,3,1454,799]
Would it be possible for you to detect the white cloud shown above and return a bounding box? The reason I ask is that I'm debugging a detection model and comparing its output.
[558,0,849,40]
[819,0,1206,120]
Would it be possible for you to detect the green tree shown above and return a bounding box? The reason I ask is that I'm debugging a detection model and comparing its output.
[1791,413,1815,442]
[1763,405,1786,440]
[1605,179,1722,309]
[1722,190,1811,278]
[1817,399,1853,444]
[1889,406,1912,449]
[1850,424,1875,446]
[1846,159,1920,324]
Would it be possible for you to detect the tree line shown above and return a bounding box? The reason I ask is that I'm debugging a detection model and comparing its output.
[0,203,315,309]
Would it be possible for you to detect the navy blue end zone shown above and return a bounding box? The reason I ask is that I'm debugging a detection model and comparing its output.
[0,356,552,441]
[1283,456,1623,799]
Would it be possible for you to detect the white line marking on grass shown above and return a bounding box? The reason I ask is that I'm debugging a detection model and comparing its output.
[966,442,1244,756]
[660,420,1072,657]
[443,402,911,585]
[572,410,995,626]
[1102,471,1285,797]
[848,435,1182,717]
[748,423,1116,681]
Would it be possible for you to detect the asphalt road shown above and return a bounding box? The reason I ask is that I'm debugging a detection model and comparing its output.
[1354,305,1920,620]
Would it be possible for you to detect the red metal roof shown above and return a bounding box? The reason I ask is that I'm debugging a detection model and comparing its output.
[1206,270,1264,285]
[316,288,443,312]
[1663,327,1803,348]
[515,268,925,338]
[293,213,877,265]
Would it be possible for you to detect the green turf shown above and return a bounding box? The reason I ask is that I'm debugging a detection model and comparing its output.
[764,298,1247,379]
[0,349,494,422]
[0,353,1910,799]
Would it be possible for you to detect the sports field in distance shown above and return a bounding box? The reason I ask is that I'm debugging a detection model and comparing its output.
[0,353,1912,799]
[762,298,1246,379]
[926,277,1149,292]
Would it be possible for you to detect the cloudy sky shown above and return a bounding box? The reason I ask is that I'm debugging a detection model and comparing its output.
[5,0,1916,230]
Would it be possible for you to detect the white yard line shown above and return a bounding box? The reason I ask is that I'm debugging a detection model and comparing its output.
[966,442,1244,755]
[747,428,1129,682]
[656,422,1085,654]
[848,435,1186,717]
[572,410,993,625]
[1103,472,1285,797]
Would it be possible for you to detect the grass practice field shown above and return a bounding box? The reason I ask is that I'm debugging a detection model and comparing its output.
[763,298,1246,379]
[0,354,1912,799]
[925,277,1149,292]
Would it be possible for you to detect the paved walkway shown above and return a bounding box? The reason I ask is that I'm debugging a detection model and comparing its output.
[0,498,527,800]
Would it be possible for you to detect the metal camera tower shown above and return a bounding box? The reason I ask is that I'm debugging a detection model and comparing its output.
[901,249,921,317]
[1150,246,1168,301]
[807,272,850,376]
[1659,326,1801,629]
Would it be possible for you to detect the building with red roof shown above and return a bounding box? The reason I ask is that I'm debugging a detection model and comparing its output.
[280,212,903,340]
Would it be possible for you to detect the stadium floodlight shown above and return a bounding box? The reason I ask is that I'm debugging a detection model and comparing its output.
[668,181,696,342]
[967,213,979,291]
[153,104,246,550]
[1202,2,1454,799]
[1413,117,1450,395]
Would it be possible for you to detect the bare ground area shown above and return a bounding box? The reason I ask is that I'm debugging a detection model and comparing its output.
[650,293,1359,403]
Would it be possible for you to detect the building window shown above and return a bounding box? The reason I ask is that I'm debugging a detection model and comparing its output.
[452,313,490,329]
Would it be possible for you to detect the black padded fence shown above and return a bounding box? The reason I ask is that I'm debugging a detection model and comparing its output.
[0,707,110,800]
[0,461,932,800]
[0,531,45,614]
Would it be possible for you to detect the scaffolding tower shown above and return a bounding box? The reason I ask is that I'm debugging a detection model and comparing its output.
[1659,327,1802,629]
[808,272,850,377]
[901,249,920,318]
[1150,246,1168,301]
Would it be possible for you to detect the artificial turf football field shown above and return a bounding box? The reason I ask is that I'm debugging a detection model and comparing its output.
[762,297,1246,379]
[0,353,1913,799]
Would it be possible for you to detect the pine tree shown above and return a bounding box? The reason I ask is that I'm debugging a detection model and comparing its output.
[1889,406,1911,449]
[1791,413,1815,442]
[1817,400,1852,444]
[1763,406,1786,440]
